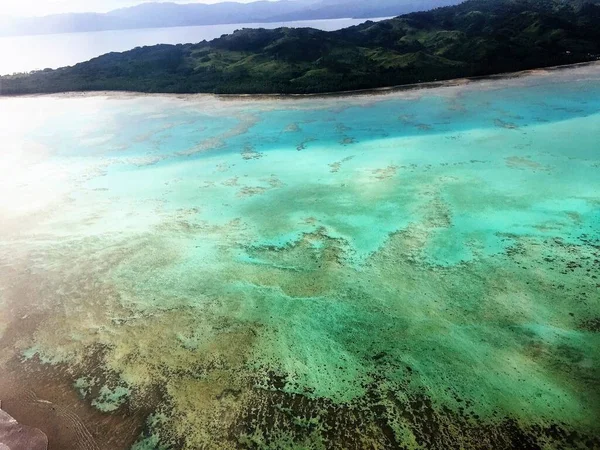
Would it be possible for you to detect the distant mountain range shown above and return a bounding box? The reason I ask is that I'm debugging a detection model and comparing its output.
[0,0,462,37]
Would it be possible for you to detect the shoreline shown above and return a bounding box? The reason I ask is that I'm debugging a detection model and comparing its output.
[220,60,600,100]
[1,60,599,102]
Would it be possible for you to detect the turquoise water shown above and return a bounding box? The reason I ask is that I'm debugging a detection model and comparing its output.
[0,65,599,449]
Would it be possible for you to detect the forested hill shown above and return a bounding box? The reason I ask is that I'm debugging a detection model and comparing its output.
[1,0,599,95]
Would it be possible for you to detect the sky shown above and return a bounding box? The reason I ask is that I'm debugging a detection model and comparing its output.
[1,0,261,17]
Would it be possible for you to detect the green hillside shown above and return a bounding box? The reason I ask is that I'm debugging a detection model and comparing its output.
[1,0,599,95]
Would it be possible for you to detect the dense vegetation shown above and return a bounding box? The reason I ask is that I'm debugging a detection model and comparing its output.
[1,0,599,95]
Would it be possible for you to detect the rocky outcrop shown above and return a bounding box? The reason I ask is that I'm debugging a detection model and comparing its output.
[0,406,47,450]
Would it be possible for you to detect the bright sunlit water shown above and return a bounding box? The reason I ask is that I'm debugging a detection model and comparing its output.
[0,65,599,449]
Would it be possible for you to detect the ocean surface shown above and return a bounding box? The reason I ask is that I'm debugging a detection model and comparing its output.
[0,17,388,75]
[0,65,599,449]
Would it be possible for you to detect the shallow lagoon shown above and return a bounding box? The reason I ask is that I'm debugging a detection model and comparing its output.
[0,65,599,449]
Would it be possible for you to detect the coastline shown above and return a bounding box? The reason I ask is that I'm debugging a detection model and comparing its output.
[219,60,600,100]
[2,60,599,102]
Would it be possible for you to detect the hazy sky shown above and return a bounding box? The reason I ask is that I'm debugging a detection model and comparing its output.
[2,0,261,16]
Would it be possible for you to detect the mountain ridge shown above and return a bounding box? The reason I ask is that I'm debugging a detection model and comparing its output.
[0,0,460,36]
[1,0,599,95]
